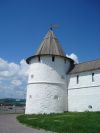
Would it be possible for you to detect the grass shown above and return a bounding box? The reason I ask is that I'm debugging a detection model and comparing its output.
[17,112,100,133]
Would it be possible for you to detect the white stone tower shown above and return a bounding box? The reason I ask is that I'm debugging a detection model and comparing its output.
[25,29,74,114]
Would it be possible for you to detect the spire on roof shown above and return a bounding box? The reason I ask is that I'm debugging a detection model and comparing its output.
[35,29,66,57]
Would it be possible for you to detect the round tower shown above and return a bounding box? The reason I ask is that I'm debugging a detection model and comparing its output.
[25,29,74,114]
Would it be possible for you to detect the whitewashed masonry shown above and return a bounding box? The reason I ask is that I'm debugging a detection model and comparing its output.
[25,29,100,114]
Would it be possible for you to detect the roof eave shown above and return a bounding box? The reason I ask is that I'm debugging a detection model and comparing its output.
[26,54,74,64]
[69,68,100,74]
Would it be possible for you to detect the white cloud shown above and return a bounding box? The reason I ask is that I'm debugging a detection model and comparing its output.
[0,55,79,99]
[66,53,79,64]
[0,58,29,99]
[0,58,9,71]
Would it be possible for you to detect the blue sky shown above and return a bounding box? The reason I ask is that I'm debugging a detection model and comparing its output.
[0,0,100,63]
[0,0,100,98]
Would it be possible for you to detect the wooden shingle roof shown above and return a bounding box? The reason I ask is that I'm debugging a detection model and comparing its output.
[69,59,100,74]
[26,30,74,64]
[35,30,66,56]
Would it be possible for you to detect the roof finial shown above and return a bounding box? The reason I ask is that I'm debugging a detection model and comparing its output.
[49,24,59,31]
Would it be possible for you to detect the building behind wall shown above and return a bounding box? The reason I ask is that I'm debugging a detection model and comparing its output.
[25,29,100,114]
[68,59,100,112]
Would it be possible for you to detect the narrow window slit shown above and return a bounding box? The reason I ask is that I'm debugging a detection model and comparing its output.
[52,56,55,62]
[92,73,94,82]
[38,56,40,62]
[64,59,66,63]
[77,75,79,84]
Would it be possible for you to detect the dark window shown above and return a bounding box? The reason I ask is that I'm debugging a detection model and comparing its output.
[52,56,55,62]
[31,74,34,78]
[61,75,65,79]
[92,73,94,82]
[54,95,59,100]
[64,59,66,63]
[77,75,79,84]
[38,56,40,62]
[88,105,92,109]
[29,95,32,99]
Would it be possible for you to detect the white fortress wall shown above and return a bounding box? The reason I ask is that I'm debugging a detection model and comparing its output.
[25,56,71,114]
[68,69,100,112]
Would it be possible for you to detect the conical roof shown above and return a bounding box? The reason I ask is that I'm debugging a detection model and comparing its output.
[26,30,74,64]
[35,30,66,56]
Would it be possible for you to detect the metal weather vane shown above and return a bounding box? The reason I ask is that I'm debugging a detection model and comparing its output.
[49,24,59,31]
